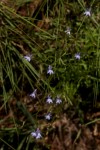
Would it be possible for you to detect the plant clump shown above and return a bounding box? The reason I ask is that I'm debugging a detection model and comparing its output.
[0,0,100,149]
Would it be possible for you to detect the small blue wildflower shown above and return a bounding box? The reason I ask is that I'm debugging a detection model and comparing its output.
[56,97,62,104]
[31,132,36,137]
[75,53,81,60]
[46,96,53,104]
[29,89,37,98]
[65,27,71,35]
[47,65,54,75]
[24,55,32,62]
[36,132,42,139]
[45,113,52,120]
[31,128,42,139]
[84,9,91,16]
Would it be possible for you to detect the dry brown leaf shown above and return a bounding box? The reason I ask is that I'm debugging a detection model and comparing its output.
[51,135,64,150]
[83,127,93,141]
[93,124,98,136]
[17,0,43,17]
[29,0,43,17]
[34,16,51,31]
[76,139,87,150]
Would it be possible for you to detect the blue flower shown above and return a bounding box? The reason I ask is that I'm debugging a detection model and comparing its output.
[84,9,91,16]
[56,97,62,104]
[75,53,80,60]
[31,132,36,137]
[47,65,54,75]
[65,27,71,35]
[24,55,32,62]
[45,113,52,120]
[31,128,42,139]
[29,89,37,98]
[46,96,53,104]
[36,132,42,139]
